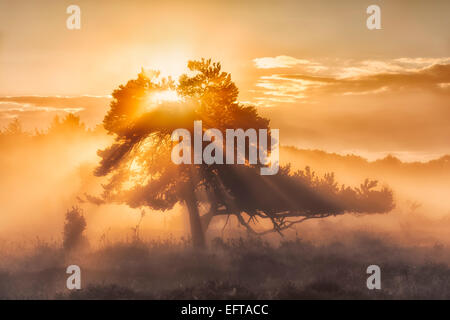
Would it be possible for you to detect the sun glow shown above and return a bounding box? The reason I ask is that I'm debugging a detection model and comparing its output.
[144,89,182,112]
[152,89,181,104]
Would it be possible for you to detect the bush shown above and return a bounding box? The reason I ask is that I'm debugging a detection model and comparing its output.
[63,206,87,251]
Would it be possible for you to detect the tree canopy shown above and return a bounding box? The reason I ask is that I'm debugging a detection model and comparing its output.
[94,59,394,248]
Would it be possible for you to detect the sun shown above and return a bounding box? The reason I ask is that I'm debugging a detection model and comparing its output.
[143,89,182,113]
[151,89,181,104]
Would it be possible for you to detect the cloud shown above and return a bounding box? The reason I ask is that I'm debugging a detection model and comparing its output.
[253,55,313,69]
[248,56,450,159]
[0,101,83,113]
[249,56,450,106]
[394,57,450,67]
[336,57,450,79]
[0,95,111,130]
[251,74,327,105]
[0,95,111,108]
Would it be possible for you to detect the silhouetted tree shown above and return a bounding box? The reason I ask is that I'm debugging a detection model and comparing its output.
[63,206,87,251]
[48,113,87,134]
[94,59,394,248]
[2,118,24,136]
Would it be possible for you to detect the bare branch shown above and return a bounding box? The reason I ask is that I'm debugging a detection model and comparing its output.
[234,212,332,236]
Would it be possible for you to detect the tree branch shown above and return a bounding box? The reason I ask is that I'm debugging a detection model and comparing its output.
[235,212,332,236]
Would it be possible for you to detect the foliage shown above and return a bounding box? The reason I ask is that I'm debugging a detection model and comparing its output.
[94,59,394,245]
[63,206,87,251]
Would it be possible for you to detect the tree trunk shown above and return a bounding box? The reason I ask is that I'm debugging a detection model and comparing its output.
[201,211,214,231]
[184,190,206,249]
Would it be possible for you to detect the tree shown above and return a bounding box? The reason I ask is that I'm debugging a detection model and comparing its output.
[63,206,88,251]
[3,118,24,136]
[49,113,86,134]
[94,59,394,248]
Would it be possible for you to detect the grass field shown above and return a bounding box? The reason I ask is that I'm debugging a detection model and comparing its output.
[1,234,449,300]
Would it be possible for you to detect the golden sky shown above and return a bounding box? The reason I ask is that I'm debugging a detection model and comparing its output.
[0,0,449,160]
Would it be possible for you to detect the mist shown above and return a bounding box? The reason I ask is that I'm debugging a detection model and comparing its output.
[0,114,449,249]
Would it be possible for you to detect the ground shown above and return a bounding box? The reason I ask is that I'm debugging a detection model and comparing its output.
[1,234,449,299]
